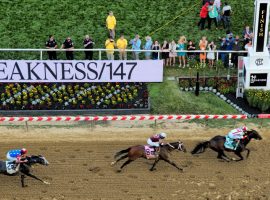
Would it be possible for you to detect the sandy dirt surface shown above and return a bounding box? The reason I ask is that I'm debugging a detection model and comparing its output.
[0,123,269,200]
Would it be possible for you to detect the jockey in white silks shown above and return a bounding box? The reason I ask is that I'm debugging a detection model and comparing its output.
[225,126,248,150]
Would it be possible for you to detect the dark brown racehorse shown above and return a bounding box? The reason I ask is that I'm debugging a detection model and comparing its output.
[191,129,262,161]
[111,141,187,172]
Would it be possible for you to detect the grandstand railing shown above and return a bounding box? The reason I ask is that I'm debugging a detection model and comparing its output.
[0,48,248,61]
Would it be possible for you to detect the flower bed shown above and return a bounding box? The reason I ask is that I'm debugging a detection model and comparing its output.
[178,76,237,93]
[245,89,270,112]
[0,83,148,110]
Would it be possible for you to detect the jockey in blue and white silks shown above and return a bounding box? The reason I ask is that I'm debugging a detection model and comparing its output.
[225,126,248,150]
[6,148,28,163]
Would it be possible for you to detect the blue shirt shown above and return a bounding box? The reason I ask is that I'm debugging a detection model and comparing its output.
[7,149,21,158]
[131,39,141,51]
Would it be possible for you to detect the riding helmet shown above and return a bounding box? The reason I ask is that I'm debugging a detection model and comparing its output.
[21,148,27,155]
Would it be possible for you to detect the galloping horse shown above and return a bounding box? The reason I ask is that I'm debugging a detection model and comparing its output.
[191,129,262,161]
[111,141,187,172]
[0,155,50,187]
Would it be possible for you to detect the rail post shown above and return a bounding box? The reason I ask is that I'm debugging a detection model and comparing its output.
[25,121,29,132]
[40,50,43,60]
[99,50,102,60]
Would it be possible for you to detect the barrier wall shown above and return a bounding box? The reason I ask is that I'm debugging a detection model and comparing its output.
[0,115,247,122]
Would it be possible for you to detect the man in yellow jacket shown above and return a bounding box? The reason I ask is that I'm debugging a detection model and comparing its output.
[106,11,116,39]
[116,34,128,60]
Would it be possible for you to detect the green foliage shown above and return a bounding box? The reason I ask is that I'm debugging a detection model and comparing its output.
[0,0,254,59]
[245,89,270,112]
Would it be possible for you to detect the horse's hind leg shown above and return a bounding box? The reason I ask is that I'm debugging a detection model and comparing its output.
[234,151,244,161]
[118,159,133,172]
[111,154,128,166]
[216,150,230,162]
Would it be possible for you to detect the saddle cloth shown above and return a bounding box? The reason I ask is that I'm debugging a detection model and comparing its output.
[144,146,157,160]
[224,136,236,150]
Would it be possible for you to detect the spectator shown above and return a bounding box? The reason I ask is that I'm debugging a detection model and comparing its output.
[177,36,187,68]
[161,40,170,66]
[169,40,177,66]
[199,36,208,66]
[214,0,222,23]
[61,37,74,60]
[207,41,216,68]
[187,40,196,63]
[226,33,235,51]
[244,39,252,51]
[220,37,228,66]
[106,11,116,39]
[116,33,128,60]
[242,25,252,39]
[130,34,141,60]
[144,36,153,60]
[232,35,241,67]
[222,2,232,30]
[198,2,209,30]
[152,40,160,60]
[45,35,57,60]
[83,35,94,60]
[105,36,115,60]
[208,1,218,30]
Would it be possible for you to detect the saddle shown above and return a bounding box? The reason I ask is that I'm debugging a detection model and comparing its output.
[144,146,158,160]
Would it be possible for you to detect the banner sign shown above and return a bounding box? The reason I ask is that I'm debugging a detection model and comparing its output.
[0,60,163,83]
[250,73,268,86]
[256,3,267,52]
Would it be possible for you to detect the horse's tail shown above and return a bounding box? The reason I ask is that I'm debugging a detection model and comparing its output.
[191,141,210,155]
[114,148,131,159]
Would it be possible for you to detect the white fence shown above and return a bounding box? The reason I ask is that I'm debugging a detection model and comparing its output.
[0,48,248,61]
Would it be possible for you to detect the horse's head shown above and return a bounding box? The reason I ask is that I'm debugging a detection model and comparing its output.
[167,141,187,152]
[246,129,262,140]
[26,155,49,166]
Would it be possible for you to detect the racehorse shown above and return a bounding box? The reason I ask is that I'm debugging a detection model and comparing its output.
[0,155,50,187]
[111,141,187,172]
[191,129,262,161]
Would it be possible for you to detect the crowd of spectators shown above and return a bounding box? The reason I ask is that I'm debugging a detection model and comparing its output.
[44,7,258,69]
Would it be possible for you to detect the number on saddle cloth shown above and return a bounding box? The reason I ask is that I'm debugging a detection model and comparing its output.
[144,146,156,159]
[6,161,19,175]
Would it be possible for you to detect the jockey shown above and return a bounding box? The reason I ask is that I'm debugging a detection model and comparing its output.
[6,148,28,164]
[225,126,248,150]
[147,132,167,154]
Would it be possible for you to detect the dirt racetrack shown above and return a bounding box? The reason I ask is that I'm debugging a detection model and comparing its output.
[0,122,269,200]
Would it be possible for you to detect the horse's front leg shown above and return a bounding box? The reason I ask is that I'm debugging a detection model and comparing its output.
[23,172,50,185]
[21,174,26,187]
[245,148,250,159]
[162,158,183,171]
[150,158,160,171]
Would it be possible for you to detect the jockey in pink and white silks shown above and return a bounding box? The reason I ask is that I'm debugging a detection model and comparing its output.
[225,126,248,150]
[147,133,167,153]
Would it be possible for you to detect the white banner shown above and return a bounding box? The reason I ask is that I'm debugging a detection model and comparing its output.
[0,60,163,82]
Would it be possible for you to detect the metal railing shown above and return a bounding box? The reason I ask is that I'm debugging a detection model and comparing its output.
[0,48,248,61]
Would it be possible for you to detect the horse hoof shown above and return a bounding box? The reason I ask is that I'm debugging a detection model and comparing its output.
[231,157,237,161]
[150,168,156,171]
[117,169,122,173]
[179,169,184,172]
[43,181,50,185]
[111,161,116,166]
